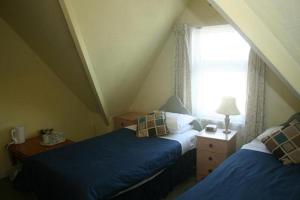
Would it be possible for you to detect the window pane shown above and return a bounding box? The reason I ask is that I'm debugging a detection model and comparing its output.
[191,25,250,124]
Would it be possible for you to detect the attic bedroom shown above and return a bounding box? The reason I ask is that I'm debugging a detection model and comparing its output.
[0,0,299,200]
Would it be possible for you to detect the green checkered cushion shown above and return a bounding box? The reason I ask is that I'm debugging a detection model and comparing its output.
[136,111,168,137]
[262,119,300,165]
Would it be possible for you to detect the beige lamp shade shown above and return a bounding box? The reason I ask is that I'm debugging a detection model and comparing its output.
[216,97,240,115]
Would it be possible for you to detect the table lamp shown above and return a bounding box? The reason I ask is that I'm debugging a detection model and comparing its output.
[216,97,240,134]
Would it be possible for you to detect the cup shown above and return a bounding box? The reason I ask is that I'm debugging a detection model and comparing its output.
[11,126,26,144]
[42,134,50,144]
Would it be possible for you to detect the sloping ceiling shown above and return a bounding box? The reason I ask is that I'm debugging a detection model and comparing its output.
[0,0,189,121]
[0,0,104,117]
[59,0,189,117]
[245,0,300,69]
[209,0,300,98]
[179,0,226,25]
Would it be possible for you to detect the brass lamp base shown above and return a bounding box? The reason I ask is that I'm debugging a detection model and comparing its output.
[223,129,231,134]
[223,115,231,134]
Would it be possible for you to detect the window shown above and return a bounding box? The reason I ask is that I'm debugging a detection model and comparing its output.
[191,25,250,124]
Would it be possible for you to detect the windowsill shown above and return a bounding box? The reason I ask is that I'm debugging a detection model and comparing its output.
[199,116,245,126]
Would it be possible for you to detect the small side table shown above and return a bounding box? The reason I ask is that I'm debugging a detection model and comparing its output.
[8,136,74,164]
[113,112,145,129]
[196,129,237,180]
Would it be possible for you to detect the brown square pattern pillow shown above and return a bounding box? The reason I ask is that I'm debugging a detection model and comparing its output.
[262,119,300,165]
[136,111,168,137]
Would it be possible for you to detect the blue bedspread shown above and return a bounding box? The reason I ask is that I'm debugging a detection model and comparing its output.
[178,149,300,200]
[20,128,181,200]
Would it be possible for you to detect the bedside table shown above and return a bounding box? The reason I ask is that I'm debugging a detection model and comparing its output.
[196,129,237,180]
[113,112,145,129]
[8,136,74,164]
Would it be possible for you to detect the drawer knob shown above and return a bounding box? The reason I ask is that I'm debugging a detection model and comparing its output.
[208,169,212,173]
[209,143,213,148]
[208,156,213,161]
[121,122,124,126]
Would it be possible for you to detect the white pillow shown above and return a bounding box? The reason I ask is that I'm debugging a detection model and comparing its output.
[165,112,195,131]
[169,124,193,134]
[256,126,282,141]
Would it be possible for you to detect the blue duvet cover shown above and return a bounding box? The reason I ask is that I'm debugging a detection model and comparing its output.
[19,128,181,200]
[178,149,300,200]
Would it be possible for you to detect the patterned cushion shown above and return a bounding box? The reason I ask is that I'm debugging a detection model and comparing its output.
[262,119,300,165]
[136,111,169,137]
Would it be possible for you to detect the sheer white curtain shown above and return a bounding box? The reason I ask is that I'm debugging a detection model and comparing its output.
[191,25,250,127]
[243,49,266,143]
[174,24,192,111]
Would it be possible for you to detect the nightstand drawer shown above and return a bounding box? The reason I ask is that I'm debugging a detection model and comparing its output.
[114,119,136,129]
[197,165,215,179]
[197,150,226,167]
[113,112,145,129]
[197,138,227,153]
[196,129,237,181]
[197,173,206,180]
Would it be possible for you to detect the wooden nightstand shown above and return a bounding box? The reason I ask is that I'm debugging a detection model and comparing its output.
[8,136,74,164]
[113,112,145,129]
[196,129,237,180]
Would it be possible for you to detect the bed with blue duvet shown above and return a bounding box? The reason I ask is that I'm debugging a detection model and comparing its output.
[16,127,198,200]
[177,127,300,200]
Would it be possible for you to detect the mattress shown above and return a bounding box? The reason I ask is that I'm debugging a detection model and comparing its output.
[17,128,196,200]
[111,126,198,198]
[178,144,300,200]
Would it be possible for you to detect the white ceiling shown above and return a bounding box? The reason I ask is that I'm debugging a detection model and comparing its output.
[245,0,300,68]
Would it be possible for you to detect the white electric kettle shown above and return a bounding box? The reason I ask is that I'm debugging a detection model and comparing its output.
[11,126,26,144]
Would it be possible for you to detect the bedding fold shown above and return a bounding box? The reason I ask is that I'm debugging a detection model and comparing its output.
[178,149,300,200]
[17,128,182,200]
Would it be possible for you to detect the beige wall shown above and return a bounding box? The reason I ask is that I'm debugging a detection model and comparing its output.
[131,0,225,111]
[60,0,189,117]
[131,0,299,128]
[0,0,101,114]
[178,0,226,25]
[0,18,109,178]
[131,0,226,111]
[131,35,175,112]
[264,68,300,127]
